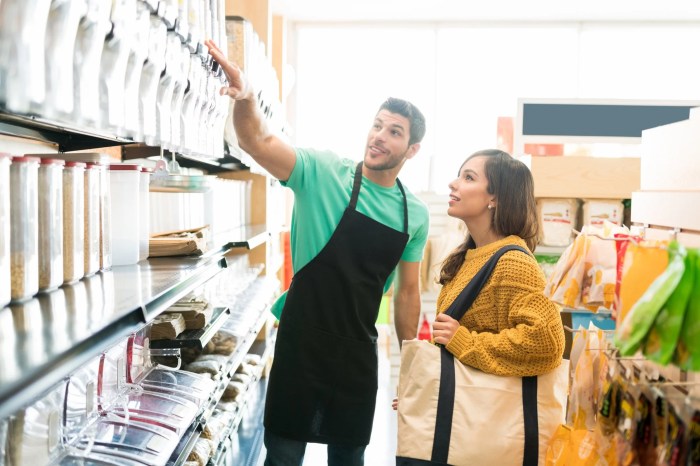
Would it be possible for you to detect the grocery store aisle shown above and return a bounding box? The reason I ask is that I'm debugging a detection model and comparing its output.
[255,324,398,466]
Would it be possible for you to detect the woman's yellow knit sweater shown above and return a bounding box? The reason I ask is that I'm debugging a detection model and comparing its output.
[437,235,565,377]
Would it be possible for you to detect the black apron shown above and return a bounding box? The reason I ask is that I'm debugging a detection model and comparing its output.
[264,161,409,446]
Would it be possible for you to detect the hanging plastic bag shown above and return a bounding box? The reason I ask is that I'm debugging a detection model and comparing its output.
[616,239,669,325]
[615,241,686,356]
[674,248,700,371]
[643,247,695,365]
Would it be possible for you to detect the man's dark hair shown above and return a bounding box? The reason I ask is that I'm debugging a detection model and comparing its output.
[378,97,426,146]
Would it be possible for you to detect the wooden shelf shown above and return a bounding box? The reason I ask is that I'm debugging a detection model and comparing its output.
[520,155,640,199]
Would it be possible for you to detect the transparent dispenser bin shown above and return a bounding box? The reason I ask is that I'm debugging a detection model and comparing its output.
[139,167,152,262]
[38,158,65,292]
[10,156,40,302]
[0,154,10,307]
[99,163,112,270]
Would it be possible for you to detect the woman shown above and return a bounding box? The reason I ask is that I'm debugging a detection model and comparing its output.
[432,148,564,376]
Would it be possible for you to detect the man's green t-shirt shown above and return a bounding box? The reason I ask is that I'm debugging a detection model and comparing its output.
[270,147,430,319]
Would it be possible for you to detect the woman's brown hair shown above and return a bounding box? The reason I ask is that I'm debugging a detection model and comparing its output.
[438,149,539,285]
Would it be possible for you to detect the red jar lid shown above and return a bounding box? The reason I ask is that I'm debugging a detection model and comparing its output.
[11,156,40,163]
[65,161,86,168]
[109,164,142,171]
[39,158,66,165]
[140,166,154,173]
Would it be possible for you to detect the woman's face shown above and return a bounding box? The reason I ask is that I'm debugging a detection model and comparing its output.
[447,156,494,222]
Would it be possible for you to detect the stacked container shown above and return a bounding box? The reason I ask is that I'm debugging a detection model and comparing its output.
[98,163,112,270]
[109,164,141,266]
[10,156,40,302]
[38,158,65,292]
[139,167,152,261]
[84,163,101,276]
[0,153,10,307]
[63,162,85,284]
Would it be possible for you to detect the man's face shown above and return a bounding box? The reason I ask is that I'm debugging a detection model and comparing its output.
[363,110,415,171]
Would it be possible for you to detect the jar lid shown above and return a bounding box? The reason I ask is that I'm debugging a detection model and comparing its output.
[11,156,40,163]
[85,162,101,168]
[109,164,142,171]
[39,158,66,165]
[65,161,86,168]
[141,166,154,173]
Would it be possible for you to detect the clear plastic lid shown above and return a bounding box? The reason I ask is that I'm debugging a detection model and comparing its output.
[109,390,198,435]
[64,357,101,439]
[78,417,178,465]
[58,452,153,466]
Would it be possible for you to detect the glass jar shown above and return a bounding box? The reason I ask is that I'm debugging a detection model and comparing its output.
[0,153,10,307]
[99,163,112,270]
[84,163,100,276]
[38,158,65,292]
[139,167,152,261]
[109,164,141,265]
[63,162,85,284]
[10,156,40,302]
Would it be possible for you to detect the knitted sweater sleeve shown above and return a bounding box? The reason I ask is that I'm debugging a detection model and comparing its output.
[445,254,565,377]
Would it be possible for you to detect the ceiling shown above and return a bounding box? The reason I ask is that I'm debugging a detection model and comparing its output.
[271,0,700,23]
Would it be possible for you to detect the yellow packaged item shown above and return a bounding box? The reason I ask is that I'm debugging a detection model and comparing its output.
[616,240,669,324]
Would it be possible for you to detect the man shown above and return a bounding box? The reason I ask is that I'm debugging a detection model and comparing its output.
[207,39,429,466]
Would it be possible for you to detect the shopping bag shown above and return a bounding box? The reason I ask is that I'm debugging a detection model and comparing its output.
[397,340,569,466]
[396,245,569,466]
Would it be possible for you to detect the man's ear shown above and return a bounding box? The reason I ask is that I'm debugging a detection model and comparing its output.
[405,143,421,160]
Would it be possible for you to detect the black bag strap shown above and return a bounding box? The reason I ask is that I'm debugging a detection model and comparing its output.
[443,244,529,321]
[430,244,539,466]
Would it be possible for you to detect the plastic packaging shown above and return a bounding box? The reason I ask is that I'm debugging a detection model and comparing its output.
[43,0,87,119]
[109,164,141,265]
[84,163,101,276]
[38,158,65,291]
[10,156,40,302]
[0,0,53,113]
[0,153,11,307]
[63,162,85,284]
[139,168,152,261]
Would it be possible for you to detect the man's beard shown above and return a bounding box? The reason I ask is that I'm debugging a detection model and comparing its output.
[364,150,406,171]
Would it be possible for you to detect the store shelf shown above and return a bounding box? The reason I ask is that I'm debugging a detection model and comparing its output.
[203,225,270,260]
[0,254,229,419]
[150,307,232,350]
[535,244,569,256]
[167,422,202,466]
[0,110,133,152]
[121,144,245,174]
[226,377,268,466]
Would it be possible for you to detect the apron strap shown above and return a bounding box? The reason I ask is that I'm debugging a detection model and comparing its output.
[350,162,409,234]
[396,178,408,234]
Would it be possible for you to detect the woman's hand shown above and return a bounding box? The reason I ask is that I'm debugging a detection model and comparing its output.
[205,39,251,100]
[432,313,460,346]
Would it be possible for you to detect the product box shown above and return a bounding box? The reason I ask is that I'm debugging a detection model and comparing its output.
[537,198,579,246]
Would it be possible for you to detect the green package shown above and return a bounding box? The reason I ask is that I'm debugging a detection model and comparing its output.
[615,241,686,356]
[643,247,695,365]
[674,248,700,370]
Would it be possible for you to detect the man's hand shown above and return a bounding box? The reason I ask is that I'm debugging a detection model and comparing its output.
[205,39,250,100]
[432,312,460,346]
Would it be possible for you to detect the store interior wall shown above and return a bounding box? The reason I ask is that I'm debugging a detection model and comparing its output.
[285,21,700,194]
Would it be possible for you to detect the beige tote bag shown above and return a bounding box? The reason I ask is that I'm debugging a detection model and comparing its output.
[396,245,569,466]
